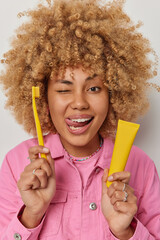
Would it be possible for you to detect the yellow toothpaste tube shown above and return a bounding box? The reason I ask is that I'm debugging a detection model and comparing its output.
[32,86,47,159]
[106,120,140,187]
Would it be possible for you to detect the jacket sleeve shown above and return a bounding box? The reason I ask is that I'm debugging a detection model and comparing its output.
[109,217,156,240]
[0,153,44,240]
[109,159,160,240]
[135,160,160,239]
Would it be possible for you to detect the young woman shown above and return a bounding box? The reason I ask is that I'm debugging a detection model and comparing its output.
[0,0,160,239]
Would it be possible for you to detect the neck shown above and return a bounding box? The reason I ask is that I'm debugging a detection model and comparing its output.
[60,134,101,157]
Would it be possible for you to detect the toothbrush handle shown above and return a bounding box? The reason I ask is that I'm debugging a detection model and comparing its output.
[37,123,47,160]
[33,98,47,160]
[41,153,47,159]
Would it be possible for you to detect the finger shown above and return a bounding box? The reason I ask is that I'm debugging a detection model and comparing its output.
[39,159,52,177]
[31,176,41,190]
[110,190,127,205]
[108,171,131,184]
[113,201,138,216]
[110,190,136,205]
[18,171,41,191]
[109,185,137,205]
[45,151,55,176]
[107,181,134,198]
[28,147,55,177]
[25,158,51,176]
[33,169,48,189]
[102,168,109,195]
[28,146,49,161]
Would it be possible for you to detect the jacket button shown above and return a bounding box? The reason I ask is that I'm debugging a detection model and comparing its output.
[95,167,100,173]
[14,233,22,240]
[89,202,97,210]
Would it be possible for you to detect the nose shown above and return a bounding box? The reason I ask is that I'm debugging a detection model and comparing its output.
[70,92,89,110]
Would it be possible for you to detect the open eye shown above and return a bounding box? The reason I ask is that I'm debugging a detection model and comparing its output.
[88,86,101,92]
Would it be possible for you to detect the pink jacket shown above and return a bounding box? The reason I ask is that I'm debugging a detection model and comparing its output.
[0,133,160,240]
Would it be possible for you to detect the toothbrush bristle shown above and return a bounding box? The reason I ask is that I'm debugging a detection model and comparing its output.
[32,86,40,98]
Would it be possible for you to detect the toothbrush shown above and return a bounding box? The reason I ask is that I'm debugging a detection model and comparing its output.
[32,86,47,159]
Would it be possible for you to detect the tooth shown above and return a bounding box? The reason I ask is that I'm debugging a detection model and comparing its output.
[69,126,82,130]
[71,118,91,123]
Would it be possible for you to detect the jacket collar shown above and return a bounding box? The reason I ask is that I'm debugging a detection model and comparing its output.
[94,138,113,170]
[44,133,65,159]
[44,133,113,169]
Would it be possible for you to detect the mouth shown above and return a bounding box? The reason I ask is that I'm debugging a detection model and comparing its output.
[65,115,94,134]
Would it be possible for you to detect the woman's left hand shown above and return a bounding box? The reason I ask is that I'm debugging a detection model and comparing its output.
[101,168,137,239]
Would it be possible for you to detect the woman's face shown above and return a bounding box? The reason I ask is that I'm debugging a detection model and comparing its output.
[48,66,109,156]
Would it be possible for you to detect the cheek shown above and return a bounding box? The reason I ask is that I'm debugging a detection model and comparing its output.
[48,96,68,120]
[94,96,109,117]
[99,104,109,120]
[48,94,63,109]
[102,93,109,115]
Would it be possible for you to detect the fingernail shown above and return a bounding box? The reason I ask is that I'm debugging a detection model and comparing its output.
[108,175,113,181]
[43,147,49,153]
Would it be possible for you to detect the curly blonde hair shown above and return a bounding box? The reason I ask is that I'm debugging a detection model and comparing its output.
[0,0,159,138]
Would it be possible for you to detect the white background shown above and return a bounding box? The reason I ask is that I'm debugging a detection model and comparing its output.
[0,0,160,175]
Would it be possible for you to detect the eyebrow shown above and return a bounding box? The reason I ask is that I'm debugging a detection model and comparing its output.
[55,73,98,84]
[55,80,73,85]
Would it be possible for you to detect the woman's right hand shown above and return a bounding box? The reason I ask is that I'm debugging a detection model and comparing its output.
[17,146,56,228]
